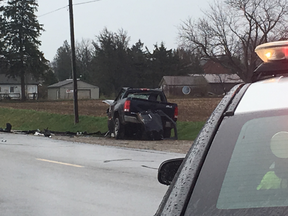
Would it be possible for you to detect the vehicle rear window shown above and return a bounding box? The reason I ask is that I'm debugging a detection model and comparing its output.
[126,93,162,102]
[185,110,288,215]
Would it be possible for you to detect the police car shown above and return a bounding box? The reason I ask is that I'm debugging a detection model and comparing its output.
[155,41,288,215]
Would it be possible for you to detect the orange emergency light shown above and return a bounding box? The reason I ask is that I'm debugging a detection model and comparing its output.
[255,40,288,62]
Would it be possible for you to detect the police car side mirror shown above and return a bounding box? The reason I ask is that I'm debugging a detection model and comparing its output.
[158,158,184,185]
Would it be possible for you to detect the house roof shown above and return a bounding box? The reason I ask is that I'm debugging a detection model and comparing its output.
[189,74,243,84]
[48,79,74,88]
[159,76,207,86]
[0,74,39,85]
[48,79,98,88]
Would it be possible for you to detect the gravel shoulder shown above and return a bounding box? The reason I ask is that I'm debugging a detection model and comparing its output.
[51,135,192,154]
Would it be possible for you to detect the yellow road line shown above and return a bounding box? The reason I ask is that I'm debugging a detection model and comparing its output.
[36,158,84,168]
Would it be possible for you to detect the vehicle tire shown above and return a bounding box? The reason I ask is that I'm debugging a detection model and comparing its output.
[114,117,124,139]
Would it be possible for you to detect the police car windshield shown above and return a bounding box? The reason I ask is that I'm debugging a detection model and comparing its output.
[185,109,288,215]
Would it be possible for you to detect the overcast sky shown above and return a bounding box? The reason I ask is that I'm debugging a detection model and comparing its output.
[36,0,213,62]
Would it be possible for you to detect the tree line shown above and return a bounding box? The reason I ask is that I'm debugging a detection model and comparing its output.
[1,0,288,99]
[51,28,202,97]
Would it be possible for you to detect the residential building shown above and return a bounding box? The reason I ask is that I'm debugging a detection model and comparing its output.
[0,74,39,99]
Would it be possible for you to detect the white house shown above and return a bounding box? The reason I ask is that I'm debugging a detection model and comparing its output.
[0,74,39,99]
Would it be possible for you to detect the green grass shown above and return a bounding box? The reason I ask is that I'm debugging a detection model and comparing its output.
[0,107,204,140]
[176,121,205,140]
[0,108,108,134]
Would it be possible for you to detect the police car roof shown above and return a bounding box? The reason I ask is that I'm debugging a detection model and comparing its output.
[235,76,288,114]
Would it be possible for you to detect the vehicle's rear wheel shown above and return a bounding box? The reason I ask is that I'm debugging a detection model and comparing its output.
[114,117,124,139]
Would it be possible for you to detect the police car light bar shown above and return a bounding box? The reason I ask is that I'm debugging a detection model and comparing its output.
[255,40,288,62]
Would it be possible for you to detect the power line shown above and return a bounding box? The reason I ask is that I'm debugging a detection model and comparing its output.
[38,0,101,18]
[74,0,101,6]
[38,6,68,17]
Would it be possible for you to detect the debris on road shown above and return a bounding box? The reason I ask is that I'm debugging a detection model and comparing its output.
[0,123,12,132]
[13,128,107,139]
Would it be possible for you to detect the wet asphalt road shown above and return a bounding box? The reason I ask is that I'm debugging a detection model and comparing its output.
[0,132,184,216]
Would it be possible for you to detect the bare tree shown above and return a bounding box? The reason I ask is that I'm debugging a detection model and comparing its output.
[178,0,288,82]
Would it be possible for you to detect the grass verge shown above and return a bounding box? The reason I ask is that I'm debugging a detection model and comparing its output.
[0,107,204,140]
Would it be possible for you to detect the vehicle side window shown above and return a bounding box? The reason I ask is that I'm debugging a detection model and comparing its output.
[185,111,288,215]
[156,94,164,102]
[148,94,162,101]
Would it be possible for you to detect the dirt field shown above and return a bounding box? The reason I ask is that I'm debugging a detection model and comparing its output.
[0,98,222,122]
[0,98,222,153]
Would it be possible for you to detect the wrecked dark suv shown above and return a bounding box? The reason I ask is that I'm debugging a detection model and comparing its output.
[155,40,288,215]
[104,87,178,140]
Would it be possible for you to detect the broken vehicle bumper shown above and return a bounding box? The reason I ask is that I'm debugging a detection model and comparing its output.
[124,115,173,128]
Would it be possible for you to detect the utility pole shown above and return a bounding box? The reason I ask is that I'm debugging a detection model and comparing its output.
[68,0,79,123]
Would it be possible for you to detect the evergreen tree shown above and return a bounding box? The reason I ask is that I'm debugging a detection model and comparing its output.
[0,1,7,71]
[176,48,204,75]
[38,67,58,99]
[147,43,181,88]
[0,1,4,53]
[52,40,72,81]
[3,0,48,100]
[43,68,58,86]
[128,40,148,87]
[91,28,131,96]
